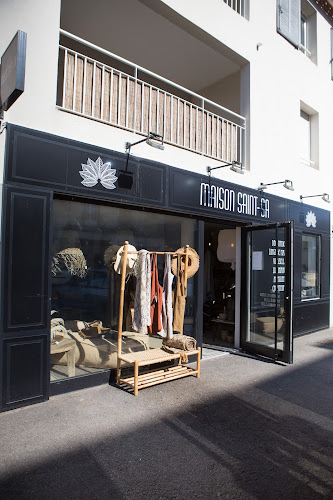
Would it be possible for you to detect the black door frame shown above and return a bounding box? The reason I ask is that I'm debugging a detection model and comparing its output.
[241,221,294,364]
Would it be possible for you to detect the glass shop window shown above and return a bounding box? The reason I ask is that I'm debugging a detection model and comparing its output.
[301,234,320,299]
[50,198,199,382]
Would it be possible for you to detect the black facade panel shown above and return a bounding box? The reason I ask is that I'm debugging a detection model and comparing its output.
[170,169,288,223]
[50,370,111,396]
[3,336,48,409]
[321,235,331,299]
[294,302,330,335]
[139,163,164,203]
[293,231,302,302]
[288,200,330,234]
[3,187,51,331]
[9,132,68,187]
[66,145,135,196]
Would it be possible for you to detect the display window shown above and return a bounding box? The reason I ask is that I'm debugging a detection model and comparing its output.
[301,233,321,299]
[50,197,199,382]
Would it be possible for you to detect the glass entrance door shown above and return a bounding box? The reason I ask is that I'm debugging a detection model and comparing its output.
[241,222,293,363]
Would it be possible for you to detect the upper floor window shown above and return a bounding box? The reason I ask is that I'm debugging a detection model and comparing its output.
[299,104,319,168]
[300,14,310,55]
[277,0,317,63]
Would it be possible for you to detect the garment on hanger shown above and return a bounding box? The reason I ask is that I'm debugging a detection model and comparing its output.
[133,250,151,334]
[161,253,174,339]
[173,254,187,334]
[148,253,163,334]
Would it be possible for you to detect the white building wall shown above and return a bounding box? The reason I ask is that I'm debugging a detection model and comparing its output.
[0,0,332,322]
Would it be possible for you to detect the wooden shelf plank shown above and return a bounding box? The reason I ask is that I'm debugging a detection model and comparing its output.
[119,365,198,390]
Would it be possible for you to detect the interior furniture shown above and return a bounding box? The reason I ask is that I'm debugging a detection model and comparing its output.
[50,338,76,377]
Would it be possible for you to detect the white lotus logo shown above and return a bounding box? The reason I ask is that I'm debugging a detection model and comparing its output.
[305,211,317,228]
[79,157,118,190]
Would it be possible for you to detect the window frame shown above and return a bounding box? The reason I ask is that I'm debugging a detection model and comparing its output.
[301,232,321,301]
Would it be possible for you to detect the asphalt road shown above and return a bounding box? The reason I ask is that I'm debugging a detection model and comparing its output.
[1,328,333,499]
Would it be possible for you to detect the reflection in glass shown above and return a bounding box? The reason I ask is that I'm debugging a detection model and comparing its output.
[301,234,320,299]
[50,198,198,382]
[248,227,287,353]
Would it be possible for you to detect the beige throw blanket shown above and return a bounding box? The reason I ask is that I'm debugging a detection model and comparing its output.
[162,334,196,350]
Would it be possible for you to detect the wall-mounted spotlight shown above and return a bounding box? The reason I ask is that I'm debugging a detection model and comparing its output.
[206,160,244,176]
[300,193,330,203]
[120,132,164,189]
[125,132,164,154]
[258,179,294,191]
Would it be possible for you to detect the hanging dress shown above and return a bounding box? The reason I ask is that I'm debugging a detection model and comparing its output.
[173,254,187,334]
[161,253,174,339]
[148,253,163,334]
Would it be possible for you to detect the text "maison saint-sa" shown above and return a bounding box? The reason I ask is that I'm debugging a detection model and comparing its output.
[200,182,270,218]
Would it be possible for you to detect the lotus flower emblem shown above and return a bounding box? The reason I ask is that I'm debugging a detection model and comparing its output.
[305,211,317,228]
[79,157,118,190]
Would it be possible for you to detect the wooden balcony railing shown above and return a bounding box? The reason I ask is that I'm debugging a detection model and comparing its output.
[58,40,245,165]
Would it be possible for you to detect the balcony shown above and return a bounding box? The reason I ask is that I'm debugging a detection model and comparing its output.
[223,0,248,19]
[57,31,246,165]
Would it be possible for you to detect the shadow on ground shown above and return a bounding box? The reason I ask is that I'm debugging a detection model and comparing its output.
[1,346,333,499]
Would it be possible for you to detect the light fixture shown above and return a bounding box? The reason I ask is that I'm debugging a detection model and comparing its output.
[120,132,164,189]
[258,179,294,191]
[300,193,330,203]
[206,160,244,175]
[125,132,164,154]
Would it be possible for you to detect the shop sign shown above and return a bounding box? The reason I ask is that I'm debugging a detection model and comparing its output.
[200,182,270,219]
[0,31,27,112]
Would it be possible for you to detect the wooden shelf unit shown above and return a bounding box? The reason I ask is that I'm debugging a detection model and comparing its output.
[118,347,201,395]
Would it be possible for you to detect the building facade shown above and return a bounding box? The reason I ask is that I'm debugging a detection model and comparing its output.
[0,0,332,411]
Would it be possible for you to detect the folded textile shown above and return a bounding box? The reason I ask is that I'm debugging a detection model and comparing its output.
[162,333,196,351]
[77,320,105,338]
[50,317,67,341]
[161,345,190,362]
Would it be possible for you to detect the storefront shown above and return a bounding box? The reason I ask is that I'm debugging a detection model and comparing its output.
[0,124,330,411]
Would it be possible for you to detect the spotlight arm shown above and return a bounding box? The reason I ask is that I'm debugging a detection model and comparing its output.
[258,179,294,191]
[125,137,147,154]
[125,132,164,153]
[207,161,242,174]
[300,193,330,203]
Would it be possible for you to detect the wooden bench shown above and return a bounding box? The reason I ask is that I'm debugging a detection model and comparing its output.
[118,347,200,396]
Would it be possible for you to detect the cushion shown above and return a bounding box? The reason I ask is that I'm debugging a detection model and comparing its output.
[50,330,149,370]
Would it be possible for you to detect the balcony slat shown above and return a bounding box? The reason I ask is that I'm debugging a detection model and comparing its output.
[64,52,74,110]
[102,69,110,122]
[82,58,87,115]
[120,75,127,128]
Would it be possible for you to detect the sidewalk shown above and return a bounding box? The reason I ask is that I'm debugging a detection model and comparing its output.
[1,328,333,499]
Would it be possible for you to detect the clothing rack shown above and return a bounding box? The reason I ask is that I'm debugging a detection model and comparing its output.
[116,241,200,395]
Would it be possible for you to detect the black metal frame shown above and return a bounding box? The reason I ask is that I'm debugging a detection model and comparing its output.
[241,222,293,364]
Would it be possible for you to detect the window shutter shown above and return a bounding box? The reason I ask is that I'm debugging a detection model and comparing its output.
[277,0,300,48]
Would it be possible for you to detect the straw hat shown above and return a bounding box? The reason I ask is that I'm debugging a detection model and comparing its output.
[104,244,121,269]
[171,247,200,278]
[114,244,138,274]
